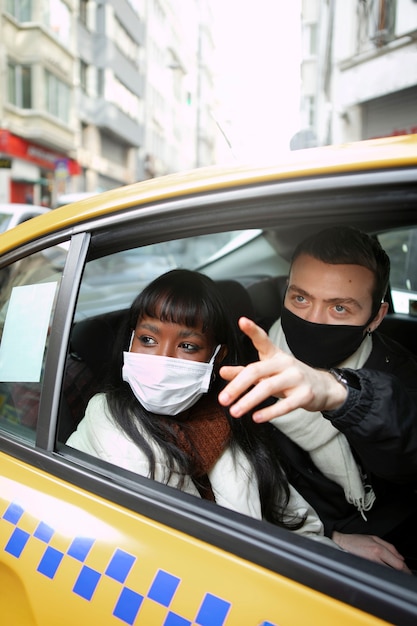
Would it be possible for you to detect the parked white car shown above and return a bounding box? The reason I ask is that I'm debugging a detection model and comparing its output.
[0,203,50,233]
[54,192,100,208]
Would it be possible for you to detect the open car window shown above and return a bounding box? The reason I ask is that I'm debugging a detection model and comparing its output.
[379,227,417,314]
[60,229,275,439]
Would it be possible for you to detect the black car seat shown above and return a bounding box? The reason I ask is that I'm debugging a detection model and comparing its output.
[59,310,125,441]
[215,279,258,363]
[246,275,288,332]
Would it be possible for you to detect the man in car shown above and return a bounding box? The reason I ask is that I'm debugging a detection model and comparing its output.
[218,226,417,573]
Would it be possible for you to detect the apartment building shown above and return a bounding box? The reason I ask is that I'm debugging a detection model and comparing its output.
[299,0,417,146]
[76,0,145,193]
[0,0,80,205]
[143,0,216,177]
[0,0,217,205]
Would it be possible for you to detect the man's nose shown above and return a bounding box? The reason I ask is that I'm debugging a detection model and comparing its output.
[305,306,326,324]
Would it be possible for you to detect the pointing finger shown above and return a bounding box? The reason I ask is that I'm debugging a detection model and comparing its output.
[237,317,280,360]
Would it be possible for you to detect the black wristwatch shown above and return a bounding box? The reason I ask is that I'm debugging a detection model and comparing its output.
[325,368,361,415]
[328,368,361,391]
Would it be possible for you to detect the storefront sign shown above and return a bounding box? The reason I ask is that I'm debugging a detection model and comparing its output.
[0,130,80,174]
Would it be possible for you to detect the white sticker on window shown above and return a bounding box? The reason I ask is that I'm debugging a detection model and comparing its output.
[0,282,57,382]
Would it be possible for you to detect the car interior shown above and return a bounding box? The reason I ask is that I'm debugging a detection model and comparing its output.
[55,224,417,443]
[0,220,416,448]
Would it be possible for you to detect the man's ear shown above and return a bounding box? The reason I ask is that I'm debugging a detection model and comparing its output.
[369,301,389,332]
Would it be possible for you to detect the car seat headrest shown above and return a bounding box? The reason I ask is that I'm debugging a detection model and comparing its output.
[215,279,256,326]
[70,317,116,374]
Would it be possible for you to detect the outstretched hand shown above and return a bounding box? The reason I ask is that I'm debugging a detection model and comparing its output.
[218,317,347,422]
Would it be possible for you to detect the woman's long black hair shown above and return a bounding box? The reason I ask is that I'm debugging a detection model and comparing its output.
[104,268,305,530]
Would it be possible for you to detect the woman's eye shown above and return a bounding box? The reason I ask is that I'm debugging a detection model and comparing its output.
[180,342,199,353]
[139,335,156,346]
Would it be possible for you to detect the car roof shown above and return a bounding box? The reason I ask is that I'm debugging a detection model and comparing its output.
[1,134,416,252]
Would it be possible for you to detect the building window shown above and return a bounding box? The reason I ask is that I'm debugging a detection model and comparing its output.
[45,71,70,123]
[97,68,104,98]
[79,0,88,26]
[114,18,139,65]
[7,62,32,109]
[80,61,88,94]
[357,0,396,50]
[43,0,71,46]
[302,95,316,129]
[101,133,128,166]
[6,0,32,21]
[105,73,140,120]
[303,22,318,57]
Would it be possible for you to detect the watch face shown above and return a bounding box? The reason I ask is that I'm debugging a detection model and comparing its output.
[329,368,347,387]
[331,368,361,390]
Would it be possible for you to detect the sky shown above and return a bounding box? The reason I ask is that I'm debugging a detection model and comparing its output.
[212,0,302,163]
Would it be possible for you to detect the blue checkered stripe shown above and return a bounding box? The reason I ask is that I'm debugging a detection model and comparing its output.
[1,501,277,626]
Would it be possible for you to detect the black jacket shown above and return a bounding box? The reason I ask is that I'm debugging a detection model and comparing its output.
[271,332,417,539]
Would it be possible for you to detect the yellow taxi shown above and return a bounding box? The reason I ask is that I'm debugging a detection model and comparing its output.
[1,135,417,625]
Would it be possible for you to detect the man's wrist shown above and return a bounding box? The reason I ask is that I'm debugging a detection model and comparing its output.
[325,368,362,415]
[324,368,348,410]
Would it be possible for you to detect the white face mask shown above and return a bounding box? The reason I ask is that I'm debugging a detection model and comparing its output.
[122,341,221,416]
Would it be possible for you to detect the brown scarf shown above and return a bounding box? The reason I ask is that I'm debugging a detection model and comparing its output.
[158,394,231,500]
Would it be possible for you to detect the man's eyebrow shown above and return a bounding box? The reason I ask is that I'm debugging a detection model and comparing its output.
[287,284,312,298]
[287,285,363,309]
[323,296,363,309]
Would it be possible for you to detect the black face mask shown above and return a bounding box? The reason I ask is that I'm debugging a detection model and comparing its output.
[280,306,370,369]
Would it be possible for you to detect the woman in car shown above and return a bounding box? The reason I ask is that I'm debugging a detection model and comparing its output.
[66,268,335,544]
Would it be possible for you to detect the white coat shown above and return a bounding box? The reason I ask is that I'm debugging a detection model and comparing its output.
[67,393,338,547]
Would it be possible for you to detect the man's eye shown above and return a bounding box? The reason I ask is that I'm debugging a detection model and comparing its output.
[295,295,307,304]
[334,305,347,313]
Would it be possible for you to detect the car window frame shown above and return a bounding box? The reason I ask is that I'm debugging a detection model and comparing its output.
[36,232,91,450]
